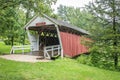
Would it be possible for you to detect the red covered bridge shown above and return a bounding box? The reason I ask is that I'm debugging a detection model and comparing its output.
[25,14,89,59]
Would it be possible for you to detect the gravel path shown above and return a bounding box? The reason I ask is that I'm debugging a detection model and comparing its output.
[0,54,51,63]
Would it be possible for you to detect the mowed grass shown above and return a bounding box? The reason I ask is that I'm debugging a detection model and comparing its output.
[0,41,30,55]
[0,42,11,54]
[0,41,120,80]
[0,58,120,80]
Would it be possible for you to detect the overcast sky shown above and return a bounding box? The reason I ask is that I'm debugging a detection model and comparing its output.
[52,0,93,13]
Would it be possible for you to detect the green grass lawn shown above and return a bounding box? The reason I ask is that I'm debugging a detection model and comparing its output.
[0,41,30,55]
[0,58,120,80]
[0,41,120,80]
[0,41,11,54]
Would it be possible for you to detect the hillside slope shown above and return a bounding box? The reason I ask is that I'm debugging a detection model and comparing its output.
[0,58,120,80]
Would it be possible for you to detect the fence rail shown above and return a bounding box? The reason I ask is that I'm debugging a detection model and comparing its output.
[10,45,31,54]
[44,45,61,59]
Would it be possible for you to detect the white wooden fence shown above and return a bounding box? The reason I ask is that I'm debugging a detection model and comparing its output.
[10,45,31,54]
[10,45,61,59]
[44,45,61,59]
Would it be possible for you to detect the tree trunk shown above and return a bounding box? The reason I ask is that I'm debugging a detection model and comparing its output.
[112,0,118,68]
[11,35,14,47]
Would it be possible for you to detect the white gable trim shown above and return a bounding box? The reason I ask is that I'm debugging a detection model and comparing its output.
[24,15,56,30]
[42,14,58,25]
[24,15,38,30]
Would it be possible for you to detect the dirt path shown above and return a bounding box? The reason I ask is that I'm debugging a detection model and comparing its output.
[0,54,51,63]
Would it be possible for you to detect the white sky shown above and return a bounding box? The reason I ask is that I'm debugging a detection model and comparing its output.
[52,0,93,13]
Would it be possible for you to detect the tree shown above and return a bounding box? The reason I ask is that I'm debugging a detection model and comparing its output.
[0,7,20,46]
[19,0,57,45]
[57,5,92,31]
[0,0,21,10]
[0,0,22,41]
[0,0,57,45]
[86,0,120,69]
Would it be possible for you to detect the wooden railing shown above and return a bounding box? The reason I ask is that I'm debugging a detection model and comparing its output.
[10,45,31,54]
[44,45,61,59]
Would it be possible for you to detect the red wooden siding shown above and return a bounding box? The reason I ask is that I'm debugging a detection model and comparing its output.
[60,32,88,57]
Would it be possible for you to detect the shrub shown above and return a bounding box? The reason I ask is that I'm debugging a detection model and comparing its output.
[89,45,119,71]
[76,45,118,71]
[76,54,91,65]
[4,39,11,45]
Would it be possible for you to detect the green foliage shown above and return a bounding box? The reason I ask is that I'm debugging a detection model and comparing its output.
[89,45,115,70]
[76,54,91,65]
[90,46,101,66]
[57,5,92,31]
[77,46,119,70]
[0,6,21,46]
[0,0,56,45]
[86,0,120,69]
[4,39,11,45]
[88,28,120,70]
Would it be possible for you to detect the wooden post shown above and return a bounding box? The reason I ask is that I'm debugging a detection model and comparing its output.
[55,25,63,58]
[44,47,46,58]
[52,46,54,57]
[58,47,60,55]
[10,46,13,54]
[22,45,24,54]
[27,30,32,55]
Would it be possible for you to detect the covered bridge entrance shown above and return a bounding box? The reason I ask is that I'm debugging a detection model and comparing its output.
[25,14,89,59]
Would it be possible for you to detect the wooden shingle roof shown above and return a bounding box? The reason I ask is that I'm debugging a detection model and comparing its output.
[43,14,89,35]
[25,14,90,35]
